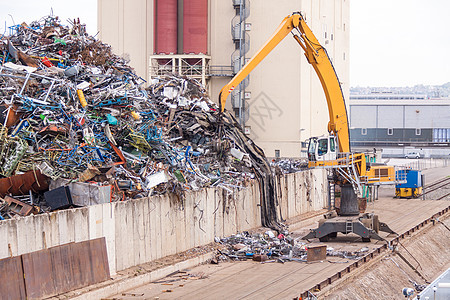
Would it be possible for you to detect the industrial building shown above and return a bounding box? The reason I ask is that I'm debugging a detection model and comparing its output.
[97,0,350,157]
[349,93,450,156]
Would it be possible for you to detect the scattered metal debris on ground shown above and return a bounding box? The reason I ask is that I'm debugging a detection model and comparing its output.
[271,158,308,174]
[214,231,370,263]
[0,15,280,230]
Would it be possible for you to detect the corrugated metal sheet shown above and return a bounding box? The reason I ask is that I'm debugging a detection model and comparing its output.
[377,106,403,128]
[350,103,450,129]
[0,256,26,300]
[21,238,110,299]
[88,237,111,284]
[349,105,377,128]
[22,249,54,299]
[155,0,178,54]
[183,0,208,54]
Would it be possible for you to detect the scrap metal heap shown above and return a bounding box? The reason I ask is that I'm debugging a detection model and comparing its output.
[0,15,280,229]
[216,231,372,263]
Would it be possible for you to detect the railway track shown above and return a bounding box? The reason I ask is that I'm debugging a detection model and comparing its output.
[423,177,450,200]
[298,205,450,299]
[437,191,450,201]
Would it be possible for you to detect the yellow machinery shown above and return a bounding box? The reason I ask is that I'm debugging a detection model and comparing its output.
[219,12,394,191]
[396,187,423,198]
[220,13,349,152]
[219,12,397,242]
[395,169,423,198]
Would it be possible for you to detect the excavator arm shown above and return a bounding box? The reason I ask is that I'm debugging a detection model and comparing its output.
[219,12,397,242]
[219,12,350,153]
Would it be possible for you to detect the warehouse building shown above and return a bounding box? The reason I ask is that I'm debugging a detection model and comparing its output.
[349,93,450,157]
[97,0,350,157]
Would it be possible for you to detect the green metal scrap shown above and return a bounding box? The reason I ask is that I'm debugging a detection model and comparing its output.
[0,135,28,177]
[53,37,67,45]
[128,132,153,152]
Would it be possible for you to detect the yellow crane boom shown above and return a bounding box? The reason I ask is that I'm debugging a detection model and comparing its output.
[218,12,350,153]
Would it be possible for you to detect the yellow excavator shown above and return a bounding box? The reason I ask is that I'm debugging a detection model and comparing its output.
[219,12,397,242]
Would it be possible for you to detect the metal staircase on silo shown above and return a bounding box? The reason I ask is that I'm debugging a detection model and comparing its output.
[231,0,250,126]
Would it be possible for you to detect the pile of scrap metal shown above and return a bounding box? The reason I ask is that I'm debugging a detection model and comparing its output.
[216,231,307,263]
[215,231,369,263]
[0,15,280,229]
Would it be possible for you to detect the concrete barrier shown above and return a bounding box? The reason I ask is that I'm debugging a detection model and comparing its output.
[0,169,327,274]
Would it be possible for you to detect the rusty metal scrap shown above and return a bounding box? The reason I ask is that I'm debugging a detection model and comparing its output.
[0,170,49,197]
[3,195,39,217]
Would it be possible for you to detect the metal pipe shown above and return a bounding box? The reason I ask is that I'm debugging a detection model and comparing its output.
[177,0,184,54]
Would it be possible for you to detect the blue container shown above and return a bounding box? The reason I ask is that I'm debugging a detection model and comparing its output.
[396,170,422,189]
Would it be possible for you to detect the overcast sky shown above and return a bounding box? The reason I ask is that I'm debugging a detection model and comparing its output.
[351,0,450,87]
[0,1,97,36]
[0,0,448,87]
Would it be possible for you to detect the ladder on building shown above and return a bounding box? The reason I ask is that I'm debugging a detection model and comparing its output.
[329,181,335,210]
[345,220,353,234]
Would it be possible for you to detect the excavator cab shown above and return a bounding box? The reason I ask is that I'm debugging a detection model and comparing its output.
[307,135,337,162]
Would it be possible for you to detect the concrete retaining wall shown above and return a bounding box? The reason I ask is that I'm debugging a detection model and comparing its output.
[277,169,328,220]
[0,169,327,274]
